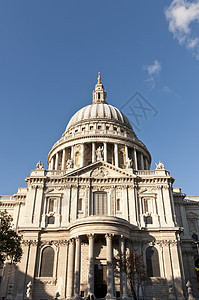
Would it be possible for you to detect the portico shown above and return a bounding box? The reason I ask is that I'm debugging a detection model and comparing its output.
[65,232,130,300]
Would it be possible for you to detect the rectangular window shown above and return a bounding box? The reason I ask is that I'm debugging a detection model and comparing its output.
[93,192,107,215]
[78,198,82,211]
[48,199,54,212]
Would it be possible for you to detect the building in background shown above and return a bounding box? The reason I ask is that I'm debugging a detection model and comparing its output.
[0,74,199,300]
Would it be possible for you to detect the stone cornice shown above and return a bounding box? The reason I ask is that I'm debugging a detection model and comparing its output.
[0,201,16,208]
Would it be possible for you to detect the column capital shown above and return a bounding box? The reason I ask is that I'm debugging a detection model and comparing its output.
[69,238,75,244]
[105,233,114,239]
[87,233,95,240]
[120,235,126,241]
[75,236,81,242]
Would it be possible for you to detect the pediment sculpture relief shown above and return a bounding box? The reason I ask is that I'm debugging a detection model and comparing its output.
[91,167,109,177]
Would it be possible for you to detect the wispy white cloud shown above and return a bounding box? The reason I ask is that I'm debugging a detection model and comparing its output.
[165,0,199,59]
[143,60,162,88]
[162,85,181,99]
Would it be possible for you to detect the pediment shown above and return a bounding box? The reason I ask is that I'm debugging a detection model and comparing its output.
[63,161,135,178]
[45,187,63,197]
[138,187,157,197]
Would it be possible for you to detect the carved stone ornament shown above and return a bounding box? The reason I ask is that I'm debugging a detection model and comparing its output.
[155,161,165,170]
[91,167,109,178]
[36,161,44,169]
[66,158,73,169]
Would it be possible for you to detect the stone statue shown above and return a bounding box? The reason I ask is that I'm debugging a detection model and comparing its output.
[95,146,104,161]
[126,157,133,169]
[66,159,73,169]
[26,281,32,299]
[155,161,164,170]
[186,281,196,300]
[36,161,44,169]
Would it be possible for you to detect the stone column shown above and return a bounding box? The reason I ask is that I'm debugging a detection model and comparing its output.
[74,236,81,297]
[134,148,138,170]
[92,143,95,163]
[125,145,128,164]
[88,234,95,296]
[48,158,51,170]
[57,241,69,299]
[62,149,66,170]
[120,236,128,299]
[156,186,167,227]
[55,152,59,170]
[81,143,84,167]
[48,158,52,170]
[169,242,184,299]
[66,239,75,298]
[162,186,175,226]
[106,234,114,299]
[114,144,119,167]
[104,142,107,162]
[140,153,144,170]
[180,205,190,238]
[145,158,149,170]
[71,145,74,161]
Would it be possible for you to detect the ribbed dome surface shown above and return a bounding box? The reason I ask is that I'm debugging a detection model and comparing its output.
[66,103,132,131]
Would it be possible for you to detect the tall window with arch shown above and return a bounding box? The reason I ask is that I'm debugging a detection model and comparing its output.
[116,198,120,211]
[75,151,80,167]
[146,246,160,277]
[40,246,55,277]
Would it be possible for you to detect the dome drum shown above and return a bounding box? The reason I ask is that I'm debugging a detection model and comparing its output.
[48,141,150,172]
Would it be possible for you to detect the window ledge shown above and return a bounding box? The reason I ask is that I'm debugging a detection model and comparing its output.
[35,277,57,285]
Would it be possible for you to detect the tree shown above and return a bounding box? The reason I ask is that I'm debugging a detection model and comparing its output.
[0,211,22,264]
[114,250,149,300]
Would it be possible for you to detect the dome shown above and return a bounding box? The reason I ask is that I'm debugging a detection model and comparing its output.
[66,103,132,131]
[48,73,151,172]
[65,72,132,132]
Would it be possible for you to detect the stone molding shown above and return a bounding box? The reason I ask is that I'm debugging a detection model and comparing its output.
[35,277,57,285]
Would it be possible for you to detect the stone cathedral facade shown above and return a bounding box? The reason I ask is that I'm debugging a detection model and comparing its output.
[0,74,199,300]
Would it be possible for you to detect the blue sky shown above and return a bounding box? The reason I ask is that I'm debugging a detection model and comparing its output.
[0,0,199,195]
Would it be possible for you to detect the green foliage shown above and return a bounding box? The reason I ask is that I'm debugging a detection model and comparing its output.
[0,211,22,264]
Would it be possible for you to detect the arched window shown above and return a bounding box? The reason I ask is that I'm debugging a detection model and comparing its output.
[78,198,82,211]
[118,150,125,168]
[40,247,54,277]
[93,192,107,215]
[146,246,160,277]
[116,199,120,211]
[75,151,80,167]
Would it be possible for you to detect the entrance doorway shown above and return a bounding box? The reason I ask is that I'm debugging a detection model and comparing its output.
[94,263,107,298]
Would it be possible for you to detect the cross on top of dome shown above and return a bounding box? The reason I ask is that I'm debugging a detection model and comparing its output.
[92,72,107,104]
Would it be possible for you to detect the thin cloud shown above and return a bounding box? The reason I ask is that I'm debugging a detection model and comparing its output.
[162,85,181,99]
[143,60,162,88]
[165,0,199,60]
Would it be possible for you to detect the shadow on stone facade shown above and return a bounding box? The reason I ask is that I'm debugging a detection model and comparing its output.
[0,263,55,300]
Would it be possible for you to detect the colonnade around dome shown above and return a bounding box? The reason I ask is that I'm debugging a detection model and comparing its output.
[48,141,150,172]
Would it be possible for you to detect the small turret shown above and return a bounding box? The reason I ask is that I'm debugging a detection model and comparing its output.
[92,72,107,104]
